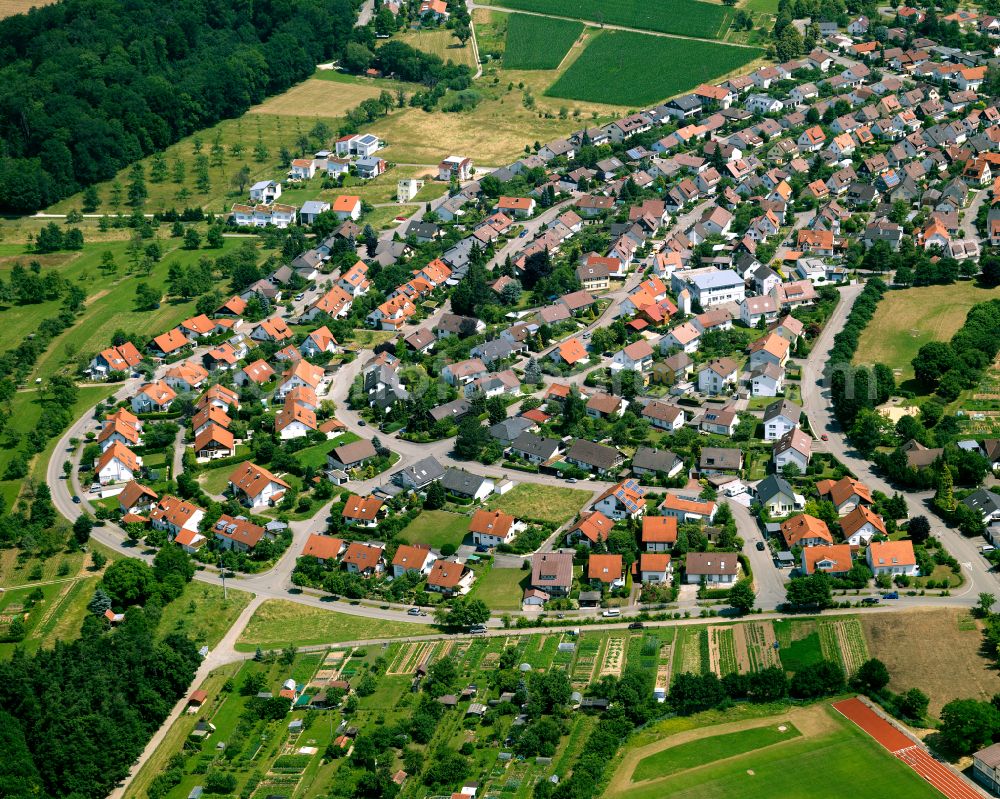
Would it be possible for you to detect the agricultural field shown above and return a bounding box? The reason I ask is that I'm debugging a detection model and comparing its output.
[608,703,942,799]
[486,483,591,525]
[0,0,55,18]
[854,282,999,384]
[673,626,708,676]
[400,509,472,551]
[234,600,426,651]
[546,32,762,107]
[396,28,479,70]
[863,608,997,715]
[502,14,584,70]
[486,0,734,39]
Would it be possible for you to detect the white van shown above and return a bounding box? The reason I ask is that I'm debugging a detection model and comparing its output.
[601,609,621,618]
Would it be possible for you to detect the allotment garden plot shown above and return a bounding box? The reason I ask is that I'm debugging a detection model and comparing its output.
[546,32,762,107]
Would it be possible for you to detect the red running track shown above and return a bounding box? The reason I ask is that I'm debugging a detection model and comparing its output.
[833,698,985,799]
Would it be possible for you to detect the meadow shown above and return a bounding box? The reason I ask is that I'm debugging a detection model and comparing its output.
[487,0,734,39]
[854,282,999,383]
[235,599,426,650]
[502,14,584,70]
[469,565,528,610]
[396,28,479,70]
[486,483,591,524]
[546,32,762,106]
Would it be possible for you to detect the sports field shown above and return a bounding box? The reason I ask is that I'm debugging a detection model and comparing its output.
[607,703,943,799]
[503,14,584,69]
[489,0,733,39]
[854,283,999,382]
[546,32,762,106]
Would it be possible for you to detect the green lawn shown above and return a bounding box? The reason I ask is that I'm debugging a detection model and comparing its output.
[157,580,253,650]
[776,630,824,673]
[294,432,360,469]
[502,13,583,69]
[547,32,762,107]
[400,510,470,550]
[633,723,801,782]
[197,462,236,496]
[235,599,426,650]
[487,483,591,525]
[469,566,527,611]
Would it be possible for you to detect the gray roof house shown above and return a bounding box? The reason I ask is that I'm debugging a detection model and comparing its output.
[392,456,446,490]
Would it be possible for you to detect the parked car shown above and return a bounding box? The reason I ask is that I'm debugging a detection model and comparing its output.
[862,597,879,605]
[881,591,899,600]
[821,434,829,441]
[407,607,421,616]
[628,621,644,630]
[756,541,765,551]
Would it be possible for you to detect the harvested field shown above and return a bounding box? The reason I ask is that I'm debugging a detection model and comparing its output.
[249,78,385,118]
[0,0,55,18]
[863,608,1000,715]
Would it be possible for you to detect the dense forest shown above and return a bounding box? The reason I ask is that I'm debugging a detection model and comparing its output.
[0,0,357,213]
[0,607,200,799]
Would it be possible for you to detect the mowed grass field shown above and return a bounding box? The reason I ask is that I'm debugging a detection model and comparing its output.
[486,483,591,524]
[235,600,425,650]
[400,510,471,550]
[546,32,762,106]
[854,282,1000,382]
[503,14,584,69]
[608,704,942,799]
[488,0,733,39]
[632,722,801,782]
[249,76,387,118]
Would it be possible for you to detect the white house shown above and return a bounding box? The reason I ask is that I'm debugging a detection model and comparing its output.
[763,399,800,441]
[469,509,524,547]
[773,428,812,472]
[228,463,291,508]
[95,442,142,485]
[249,180,281,203]
[697,358,738,395]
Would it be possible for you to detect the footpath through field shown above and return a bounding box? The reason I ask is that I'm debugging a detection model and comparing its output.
[834,698,985,799]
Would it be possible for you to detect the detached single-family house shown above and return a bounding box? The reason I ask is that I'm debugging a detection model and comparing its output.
[840,505,887,547]
[866,540,918,577]
[588,554,624,589]
[642,515,677,552]
[592,479,646,521]
[801,544,853,577]
[392,544,437,577]
[780,513,832,549]
[469,509,524,547]
[685,552,741,585]
[228,462,291,508]
[530,552,574,597]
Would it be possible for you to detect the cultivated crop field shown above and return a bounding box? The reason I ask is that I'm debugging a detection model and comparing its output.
[503,14,584,69]
[489,0,734,39]
[546,32,762,106]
